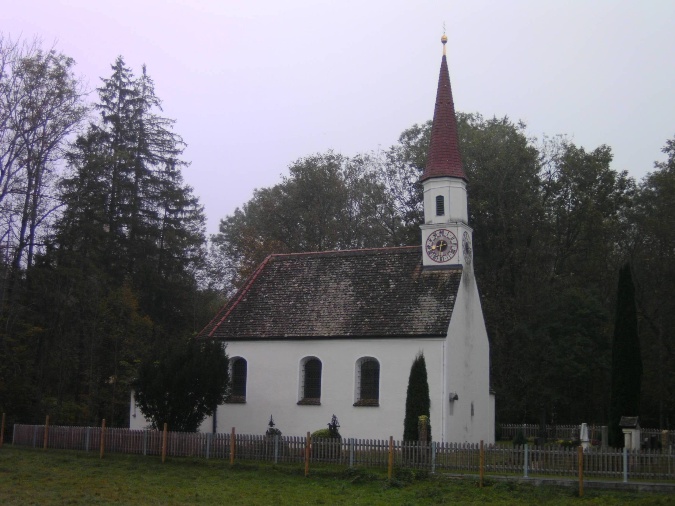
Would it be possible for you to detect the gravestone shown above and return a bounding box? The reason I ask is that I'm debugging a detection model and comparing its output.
[580,423,590,450]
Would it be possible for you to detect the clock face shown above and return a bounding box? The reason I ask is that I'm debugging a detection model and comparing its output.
[462,231,472,265]
[425,229,458,263]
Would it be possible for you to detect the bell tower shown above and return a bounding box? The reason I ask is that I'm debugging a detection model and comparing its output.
[421,35,473,269]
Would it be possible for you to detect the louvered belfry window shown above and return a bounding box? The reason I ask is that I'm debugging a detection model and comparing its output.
[303,358,322,400]
[436,195,445,216]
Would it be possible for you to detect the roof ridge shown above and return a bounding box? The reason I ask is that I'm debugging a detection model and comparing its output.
[421,39,466,182]
[268,245,420,260]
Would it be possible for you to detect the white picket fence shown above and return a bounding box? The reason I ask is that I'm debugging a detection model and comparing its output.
[11,423,675,482]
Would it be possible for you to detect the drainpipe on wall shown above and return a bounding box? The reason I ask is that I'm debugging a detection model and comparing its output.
[441,340,446,442]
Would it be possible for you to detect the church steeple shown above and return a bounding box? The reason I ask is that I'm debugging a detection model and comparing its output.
[421,35,472,269]
[422,34,466,182]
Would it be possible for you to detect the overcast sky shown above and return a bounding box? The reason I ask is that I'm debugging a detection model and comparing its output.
[5,0,674,234]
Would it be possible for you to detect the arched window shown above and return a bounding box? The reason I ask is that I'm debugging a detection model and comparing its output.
[435,195,445,216]
[227,357,247,403]
[298,357,322,405]
[354,357,380,406]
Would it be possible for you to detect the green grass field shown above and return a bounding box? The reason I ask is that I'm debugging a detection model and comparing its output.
[0,446,673,505]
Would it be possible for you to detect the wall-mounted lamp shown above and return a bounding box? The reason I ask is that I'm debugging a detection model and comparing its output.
[449,392,458,402]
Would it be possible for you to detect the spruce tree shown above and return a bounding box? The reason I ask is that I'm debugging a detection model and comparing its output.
[57,57,206,332]
[608,263,642,447]
[39,57,208,424]
[403,352,431,441]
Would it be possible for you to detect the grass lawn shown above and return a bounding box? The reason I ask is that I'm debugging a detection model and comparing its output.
[0,446,673,505]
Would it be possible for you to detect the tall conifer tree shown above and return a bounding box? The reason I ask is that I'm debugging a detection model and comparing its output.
[37,57,208,424]
[608,263,642,447]
[57,57,206,331]
[403,352,431,441]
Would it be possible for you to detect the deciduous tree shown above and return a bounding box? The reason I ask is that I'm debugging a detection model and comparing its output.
[630,137,675,428]
[0,35,87,301]
[212,151,395,289]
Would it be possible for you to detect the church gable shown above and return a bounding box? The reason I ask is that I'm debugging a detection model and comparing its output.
[201,246,462,340]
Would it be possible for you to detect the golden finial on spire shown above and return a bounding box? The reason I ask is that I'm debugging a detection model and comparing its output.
[441,23,447,55]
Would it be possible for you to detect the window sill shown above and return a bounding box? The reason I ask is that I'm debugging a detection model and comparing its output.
[225,396,246,404]
[297,398,321,406]
[353,399,379,407]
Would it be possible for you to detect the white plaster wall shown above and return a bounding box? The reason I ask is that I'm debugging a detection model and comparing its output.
[129,390,151,430]
[444,264,494,443]
[210,338,445,440]
[130,323,492,442]
[423,177,468,224]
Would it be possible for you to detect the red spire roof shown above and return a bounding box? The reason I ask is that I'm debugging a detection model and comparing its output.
[422,47,466,181]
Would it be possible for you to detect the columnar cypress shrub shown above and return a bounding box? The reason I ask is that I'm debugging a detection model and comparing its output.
[608,263,642,447]
[403,352,431,441]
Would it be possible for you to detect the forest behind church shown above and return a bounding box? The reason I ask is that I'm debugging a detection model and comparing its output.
[1,37,674,433]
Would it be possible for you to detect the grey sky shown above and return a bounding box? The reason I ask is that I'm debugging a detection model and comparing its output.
[4,0,674,234]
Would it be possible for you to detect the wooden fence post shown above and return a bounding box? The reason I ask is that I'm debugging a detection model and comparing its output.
[577,445,584,497]
[161,423,168,463]
[230,427,235,465]
[43,415,50,450]
[388,436,394,480]
[0,412,5,449]
[479,440,485,488]
[99,419,106,459]
[304,432,311,477]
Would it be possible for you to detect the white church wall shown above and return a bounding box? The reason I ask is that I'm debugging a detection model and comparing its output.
[210,338,446,440]
[129,390,151,430]
[130,319,492,443]
[444,265,494,444]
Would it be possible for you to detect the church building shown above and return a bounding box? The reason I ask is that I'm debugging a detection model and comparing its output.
[131,36,495,443]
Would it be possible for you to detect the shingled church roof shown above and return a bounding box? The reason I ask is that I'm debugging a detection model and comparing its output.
[200,246,462,341]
